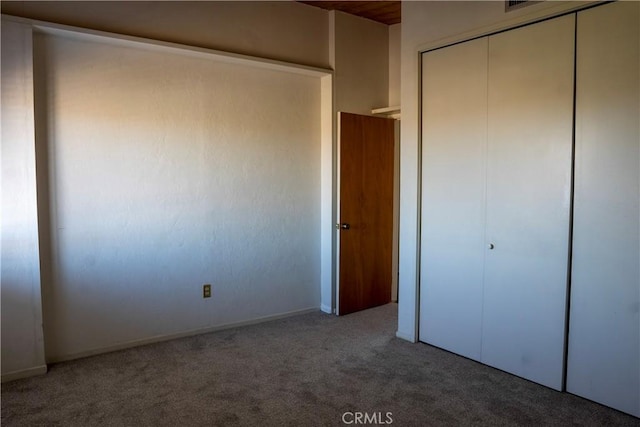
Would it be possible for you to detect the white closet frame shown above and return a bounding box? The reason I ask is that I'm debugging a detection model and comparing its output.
[419,13,575,391]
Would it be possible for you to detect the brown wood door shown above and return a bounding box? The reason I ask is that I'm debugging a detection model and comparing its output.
[338,112,395,315]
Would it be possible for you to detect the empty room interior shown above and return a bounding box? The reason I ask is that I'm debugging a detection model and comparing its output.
[1,0,638,425]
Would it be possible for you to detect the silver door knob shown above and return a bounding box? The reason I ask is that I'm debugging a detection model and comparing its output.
[488,243,495,250]
[341,223,350,230]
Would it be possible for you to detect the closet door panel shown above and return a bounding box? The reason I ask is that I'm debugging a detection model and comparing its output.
[482,15,575,390]
[419,38,488,360]
[568,1,640,417]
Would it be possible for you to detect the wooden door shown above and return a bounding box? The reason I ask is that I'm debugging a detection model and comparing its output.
[338,112,394,315]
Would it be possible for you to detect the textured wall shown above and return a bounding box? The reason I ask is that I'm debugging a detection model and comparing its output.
[35,33,321,361]
[1,21,47,379]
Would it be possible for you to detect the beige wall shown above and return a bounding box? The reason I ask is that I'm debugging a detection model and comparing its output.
[1,2,394,376]
[388,23,401,107]
[1,1,329,68]
[330,10,389,115]
[1,2,332,378]
[33,31,321,362]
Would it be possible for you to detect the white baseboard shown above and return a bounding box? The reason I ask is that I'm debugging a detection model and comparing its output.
[2,364,47,383]
[48,306,320,364]
[396,330,417,343]
[320,303,333,314]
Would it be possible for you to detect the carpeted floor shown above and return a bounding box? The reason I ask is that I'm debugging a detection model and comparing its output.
[2,303,638,426]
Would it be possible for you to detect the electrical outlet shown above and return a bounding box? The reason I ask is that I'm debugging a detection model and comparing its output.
[203,284,212,298]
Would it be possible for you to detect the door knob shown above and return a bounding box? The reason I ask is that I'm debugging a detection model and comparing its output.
[488,243,495,250]
[341,223,351,230]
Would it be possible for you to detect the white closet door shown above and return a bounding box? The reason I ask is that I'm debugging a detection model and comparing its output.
[482,15,575,391]
[568,1,640,417]
[420,38,488,360]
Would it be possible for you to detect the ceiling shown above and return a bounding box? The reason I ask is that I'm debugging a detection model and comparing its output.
[297,1,401,25]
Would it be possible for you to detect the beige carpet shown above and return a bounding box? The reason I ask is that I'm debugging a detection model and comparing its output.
[2,304,638,426]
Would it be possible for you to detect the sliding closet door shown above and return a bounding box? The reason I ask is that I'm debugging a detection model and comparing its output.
[419,38,488,360]
[482,15,575,391]
[568,1,640,417]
